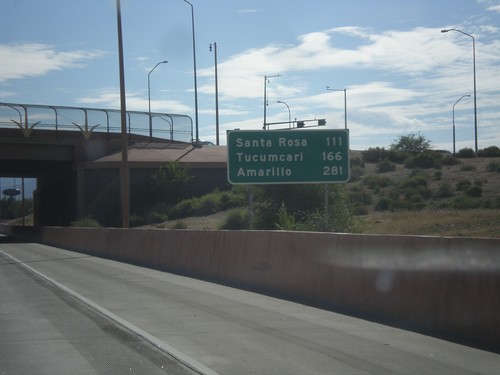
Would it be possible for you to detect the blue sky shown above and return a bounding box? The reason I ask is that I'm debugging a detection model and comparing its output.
[1,0,500,151]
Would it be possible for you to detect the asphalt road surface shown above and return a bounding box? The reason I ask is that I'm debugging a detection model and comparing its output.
[1,236,499,374]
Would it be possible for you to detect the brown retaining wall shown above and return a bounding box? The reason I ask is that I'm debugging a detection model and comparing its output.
[2,224,499,352]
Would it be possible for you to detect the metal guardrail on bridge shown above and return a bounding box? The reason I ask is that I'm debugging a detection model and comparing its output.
[0,102,193,142]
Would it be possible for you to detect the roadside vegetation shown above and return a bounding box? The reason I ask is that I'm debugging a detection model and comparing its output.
[4,133,499,237]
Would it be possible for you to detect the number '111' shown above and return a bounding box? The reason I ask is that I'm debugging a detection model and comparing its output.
[326,137,343,147]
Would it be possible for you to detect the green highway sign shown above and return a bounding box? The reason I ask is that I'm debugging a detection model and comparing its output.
[227,129,350,184]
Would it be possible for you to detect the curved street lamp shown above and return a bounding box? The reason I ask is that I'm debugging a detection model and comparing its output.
[441,28,477,153]
[326,86,347,130]
[263,74,281,129]
[277,100,291,128]
[452,94,471,155]
[148,60,168,141]
[183,0,200,146]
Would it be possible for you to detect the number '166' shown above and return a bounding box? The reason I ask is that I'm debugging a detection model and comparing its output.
[322,151,342,161]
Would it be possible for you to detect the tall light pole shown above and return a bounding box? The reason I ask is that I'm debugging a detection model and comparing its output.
[116,0,129,228]
[442,28,478,153]
[263,74,281,129]
[326,86,347,130]
[148,60,168,141]
[452,94,471,155]
[277,100,291,128]
[183,0,200,146]
[209,42,219,145]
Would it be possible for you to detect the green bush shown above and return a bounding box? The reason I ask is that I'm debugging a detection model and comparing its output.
[450,195,481,209]
[405,152,440,169]
[436,182,454,198]
[70,217,101,227]
[466,186,482,197]
[362,175,392,189]
[219,208,249,230]
[456,180,472,191]
[194,194,220,215]
[171,220,187,229]
[387,150,408,164]
[363,147,388,163]
[457,148,475,158]
[377,159,396,173]
[348,188,373,205]
[478,146,500,157]
[486,161,500,172]
[375,197,391,211]
[441,156,460,165]
[460,164,476,171]
[169,198,196,219]
[146,211,168,224]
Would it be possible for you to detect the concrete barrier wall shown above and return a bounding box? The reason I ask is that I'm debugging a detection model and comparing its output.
[1,224,499,352]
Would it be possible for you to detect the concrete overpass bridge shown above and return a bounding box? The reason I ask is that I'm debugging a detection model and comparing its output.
[0,102,227,226]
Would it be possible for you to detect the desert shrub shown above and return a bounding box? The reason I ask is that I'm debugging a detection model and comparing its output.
[405,152,440,169]
[460,164,476,171]
[456,180,472,191]
[401,176,428,189]
[466,186,482,197]
[450,195,481,209]
[486,161,500,172]
[478,146,500,157]
[193,193,220,215]
[219,188,247,209]
[457,148,475,158]
[170,220,187,229]
[169,198,196,219]
[129,214,146,227]
[350,165,364,182]
[70,217,101,227]
[219,208,249,230]
[436,182,454,198]
[348,187,373,205]
[433,170,442,180]
[146,211,168,224]
[387,149,408,164]
[441,156,460,165]
[375,197,391,211]
[362,175,392,189]
[409,168,427,178]
[363,147,388,163]
[352,206,368,215]
[377,159,396,173]
[351,157,365,168]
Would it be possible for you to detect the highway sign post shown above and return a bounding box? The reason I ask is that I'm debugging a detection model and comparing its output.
[227,129,349,185]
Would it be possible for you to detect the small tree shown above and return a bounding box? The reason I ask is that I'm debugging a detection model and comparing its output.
[150,161,192,205]
[390,132,431,154]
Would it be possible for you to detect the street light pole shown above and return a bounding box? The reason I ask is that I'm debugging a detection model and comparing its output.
[442,28,478,153]
[452,94,471,155]
[116,0,129,228]
[277,100,291,128]
[326,86,347,130]
[263,74,281,129]
[148,60,168,141]
[183,0,200,145]
[209,42,219,145]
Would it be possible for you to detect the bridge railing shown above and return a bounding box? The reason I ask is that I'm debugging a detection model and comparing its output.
[0,102,193,142]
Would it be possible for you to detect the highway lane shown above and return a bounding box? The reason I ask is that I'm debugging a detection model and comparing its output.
[1,238,499,374]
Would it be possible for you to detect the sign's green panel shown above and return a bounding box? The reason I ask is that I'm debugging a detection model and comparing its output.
[227,129,350,184]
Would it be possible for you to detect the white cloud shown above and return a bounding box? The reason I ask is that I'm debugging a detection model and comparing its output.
[77,89,190,114]
[0,43,105,82]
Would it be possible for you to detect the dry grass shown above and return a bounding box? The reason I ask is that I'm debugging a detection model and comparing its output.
[359,209,500,238]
